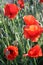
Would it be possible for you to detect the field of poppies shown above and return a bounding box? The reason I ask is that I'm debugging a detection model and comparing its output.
[0,0,43,65]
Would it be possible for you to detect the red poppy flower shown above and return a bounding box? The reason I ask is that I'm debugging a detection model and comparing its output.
[17,0,24,8]
[23,44,42,58]
[23,25,43,42]
[4,4,19,19]
[4,46,18,60]
[23,15,40,25]
[40,0,43,3]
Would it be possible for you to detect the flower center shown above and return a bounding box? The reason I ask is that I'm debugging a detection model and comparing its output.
[10,13,12,15]
[5,49,10,56]
[29,25,38,31]
[5,49,14,56]
[9,50,13,54]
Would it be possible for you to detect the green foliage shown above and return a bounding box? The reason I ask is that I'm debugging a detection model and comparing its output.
[0,0,43,65]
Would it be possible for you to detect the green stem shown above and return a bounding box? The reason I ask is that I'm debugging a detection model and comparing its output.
[14,59,18,65]
[11,19,17,32]
[27,40,37,65]
[2,16,9,46]
[27,40,30,49]
[0,59,6,65]
[2,38,7,47]
[7,60,8,65]
[10,61,12,65]
[34,58,37,65]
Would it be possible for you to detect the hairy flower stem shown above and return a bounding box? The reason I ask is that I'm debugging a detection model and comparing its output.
[34,58,37,65]
[15,60,18,65]
[2,16,9,46]
[2,38,7,47]
[27,39,30,50]
[27,40,37,65]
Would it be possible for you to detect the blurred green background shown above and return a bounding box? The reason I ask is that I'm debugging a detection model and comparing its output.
[0,0,43,65]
